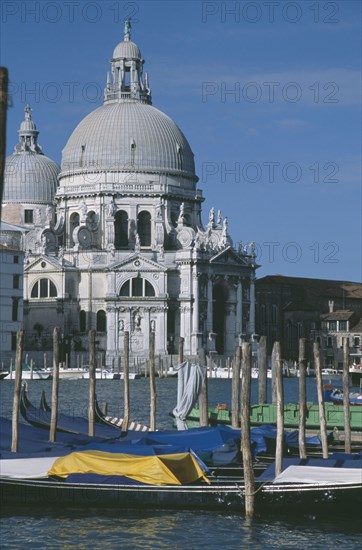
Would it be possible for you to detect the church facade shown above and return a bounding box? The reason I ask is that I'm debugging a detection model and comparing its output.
[2,23,257,366]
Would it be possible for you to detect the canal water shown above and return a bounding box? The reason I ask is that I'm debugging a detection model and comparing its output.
[1,377,361,549]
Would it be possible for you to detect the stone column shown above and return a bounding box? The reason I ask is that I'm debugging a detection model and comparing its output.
[144,308,151,355]
[249,273,256,335]
[236,278,243,334]
[207,275,213,331]
[191,268,202,354]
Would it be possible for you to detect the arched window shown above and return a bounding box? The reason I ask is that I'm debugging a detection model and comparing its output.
[119,278,155,297]
[114,210,128,248]
[96,310,106,332]
[79,310,86,332]
[31,278,57,298]
[137,211,151,246]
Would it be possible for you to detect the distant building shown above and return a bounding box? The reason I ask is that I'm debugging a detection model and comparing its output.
[0,242,25,365]
[255,275,362,363]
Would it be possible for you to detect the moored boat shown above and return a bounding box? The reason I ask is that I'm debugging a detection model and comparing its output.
[185,401,362,431]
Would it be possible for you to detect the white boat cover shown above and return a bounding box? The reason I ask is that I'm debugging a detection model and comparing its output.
[0,456,60,479]
[173,361,207,430]
[273,465,362,485]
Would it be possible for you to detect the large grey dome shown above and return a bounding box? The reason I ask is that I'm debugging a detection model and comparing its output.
[60,102,196,180]
[3,106,60,203]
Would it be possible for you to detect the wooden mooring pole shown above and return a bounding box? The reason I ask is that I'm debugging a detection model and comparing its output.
[314,342,329,458]
[198,348,208,427]
[178,336,184,365]
[0,67,8,213]
[122,331,130,432]
[271,342,277,404]
[343,337,351,453]
[231,345,241,428]
[257,335,267,404]
[241,342,255,518]
[11,329,24,452]
[274,342,284,477]
[149,330,156,431]
[298,337,307,459]
[88,330,96,437]
[49,327,60,443]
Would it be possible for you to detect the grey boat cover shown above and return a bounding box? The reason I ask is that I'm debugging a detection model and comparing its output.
[273,465,362,485]
[173,361,207,430]
[0,456,60,478]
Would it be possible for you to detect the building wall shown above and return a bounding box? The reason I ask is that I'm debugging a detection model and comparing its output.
[0,246,24,365]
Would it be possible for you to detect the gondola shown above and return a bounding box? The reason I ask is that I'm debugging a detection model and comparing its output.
[1,453,361,516]
[39,389,150,432]
[20,386,147,438]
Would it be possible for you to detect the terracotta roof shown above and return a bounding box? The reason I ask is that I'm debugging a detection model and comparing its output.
[320,310,355,321]
[256,275,362,299]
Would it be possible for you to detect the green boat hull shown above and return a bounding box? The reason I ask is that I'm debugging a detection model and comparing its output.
[186,402,362,431]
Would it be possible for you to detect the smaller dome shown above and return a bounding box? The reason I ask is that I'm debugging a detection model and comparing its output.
[19,118,37,132]
[4,153,59,203]
[113,40,141,60]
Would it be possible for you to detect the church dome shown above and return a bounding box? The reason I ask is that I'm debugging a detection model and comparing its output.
[60,102,196,179]
[3,105,60,204]
[4,153,59,203]
[60,21,197,182]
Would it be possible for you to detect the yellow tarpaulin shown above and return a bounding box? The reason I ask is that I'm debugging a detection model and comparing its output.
[48,451,210,486]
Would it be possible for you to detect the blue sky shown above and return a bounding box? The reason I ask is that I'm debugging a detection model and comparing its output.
[1,0,361,282]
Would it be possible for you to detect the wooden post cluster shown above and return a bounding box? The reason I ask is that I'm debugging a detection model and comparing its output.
[0,67,8,214]
[149,330,156,431]
[178,337,184,365]
[198,348,208,427]
[298,338,307,459]
[88,330,96,437]
[343,337,351,453]
[241,342,255,518]
[122,331,130,432]
[11,329,24,453]
[313,342,329,459]
[231,345,241,429]
[274,341,284,477]
[257,335,267,404]
[49,327,60,443]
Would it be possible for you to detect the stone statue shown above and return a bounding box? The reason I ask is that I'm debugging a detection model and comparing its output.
[150,320,155,332]
[106,201,115,217]
[158,244,164,260]
[40,234,47,254]
[45,205,52,224]
[217,210,222,225]
[124,18,131,41]
[58,246,64,260]
[208,207,214,225]
[178,202,185,224]
[134,313,141,331]
[222,217,228,236]
[135,232,141,252]
[119,319,124,332]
